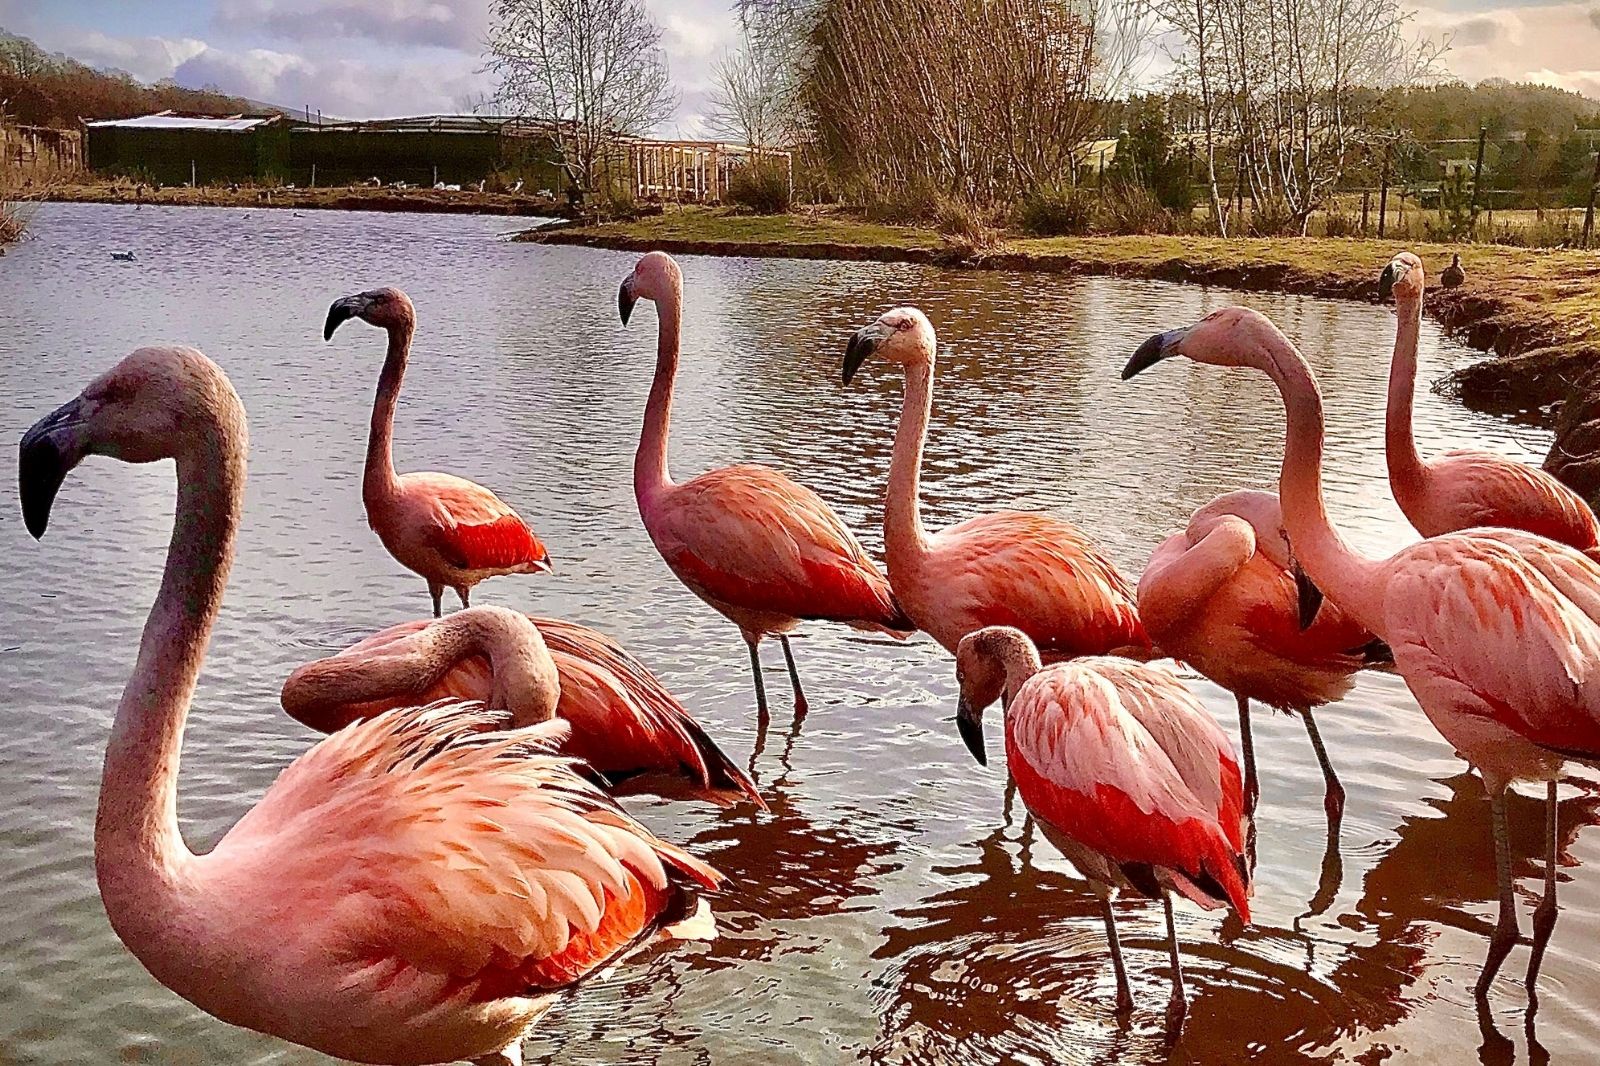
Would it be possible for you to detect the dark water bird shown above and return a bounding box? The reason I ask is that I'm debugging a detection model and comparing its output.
[1441,253,1466,288]
[111,250,136,261]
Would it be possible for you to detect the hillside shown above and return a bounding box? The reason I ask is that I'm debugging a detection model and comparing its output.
[0,28,260,127]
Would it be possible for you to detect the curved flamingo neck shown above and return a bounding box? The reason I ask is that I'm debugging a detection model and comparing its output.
[1001,637,1043,709]
[1138,520,1254,637]
[1385,289,1429,512]
[287,611,559,729]
[1260,337,1385,632]
[96,403,246,935]
[365,319,411,505]
[635,286,682,507]
[885,359,933,564]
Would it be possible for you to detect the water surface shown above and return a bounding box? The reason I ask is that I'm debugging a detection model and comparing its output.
[0,203,1591,1065]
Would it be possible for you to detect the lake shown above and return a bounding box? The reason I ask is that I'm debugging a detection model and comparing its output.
[0,202,1591,1065]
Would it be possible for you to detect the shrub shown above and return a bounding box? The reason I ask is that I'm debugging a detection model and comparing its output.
[1245,196,1301,236]
[1098,182,1175,235]
[934,196,1001,252]
[859,178,944,223]
[1320,210,1360,238]
[725,162,792,214]
[1016,182,1094,236]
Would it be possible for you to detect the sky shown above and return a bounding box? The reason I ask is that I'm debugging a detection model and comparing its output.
[2,0,1600,134]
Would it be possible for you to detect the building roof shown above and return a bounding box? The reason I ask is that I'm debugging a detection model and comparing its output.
[84,111,278,132]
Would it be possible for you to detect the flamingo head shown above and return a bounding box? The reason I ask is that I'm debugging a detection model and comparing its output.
[19,346,242,539]
[1377,251,1423,302]
[618,251,681,326]
[1122,306,1292,380]
[953,625,1041,767]
[324,286,414,340]
[843,307,935,385]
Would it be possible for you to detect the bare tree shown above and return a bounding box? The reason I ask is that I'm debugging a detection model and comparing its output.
[706,16,797,147]
[486,0,677,194]
[806,0,1097,204]
[1158,0,1442,232]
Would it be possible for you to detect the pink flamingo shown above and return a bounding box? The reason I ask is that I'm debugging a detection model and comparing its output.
[953,626,1250,1031]
[1125,306,1600,1000]
[281,607,764,805]
[19,346,723,1066]
[619,252,911,719]
[325,287,552,616]
[1138,489,1388,818]
[842,307,1150,659]
[1381,251,1599,551]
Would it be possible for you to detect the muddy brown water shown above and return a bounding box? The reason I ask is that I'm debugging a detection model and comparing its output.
[1,203,1592,1065]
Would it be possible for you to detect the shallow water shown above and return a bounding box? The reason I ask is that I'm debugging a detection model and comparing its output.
[0,202,1592,1065]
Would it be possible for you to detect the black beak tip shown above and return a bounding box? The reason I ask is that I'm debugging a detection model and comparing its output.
[843,331,875,386]
[323,302,352,341]
[1377,264,1396,302]
[18,437,65,540]
[618,283,636,326]
[1122,333,1168,380]
[956,711,988,767]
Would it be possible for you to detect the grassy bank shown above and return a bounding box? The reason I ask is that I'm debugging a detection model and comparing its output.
[524,207,1600,419]
[39,180,562,217]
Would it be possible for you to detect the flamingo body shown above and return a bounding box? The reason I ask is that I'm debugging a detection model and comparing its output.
[844,307,1148,660]
[645,463,905,636]
[283,613,763,803]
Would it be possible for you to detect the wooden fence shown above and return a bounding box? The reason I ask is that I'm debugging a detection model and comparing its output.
[1,123,83,182]
[628,140,791,203]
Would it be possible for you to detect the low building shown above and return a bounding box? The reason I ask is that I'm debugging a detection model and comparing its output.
[84,111,288,185]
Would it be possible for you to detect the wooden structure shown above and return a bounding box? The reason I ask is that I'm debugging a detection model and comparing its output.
[1,122,83,181]
[627,140,792,203]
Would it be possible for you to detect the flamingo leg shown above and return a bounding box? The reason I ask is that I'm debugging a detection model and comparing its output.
[1300,706,1345,825]
[746,639,770,720]
[428,582,444,618]
[1476,789,1520,998]
[1236,695,1259,813]
[457,586,471,610]
[1102,896,1134,1015]
[778,635,809,718]
[1525,780,1560,999]
[1163,893,1187,1037]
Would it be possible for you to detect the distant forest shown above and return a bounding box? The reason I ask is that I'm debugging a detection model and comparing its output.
[0,28,259,128]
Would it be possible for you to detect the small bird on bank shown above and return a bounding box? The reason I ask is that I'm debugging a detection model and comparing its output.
[1441,253,1465,288]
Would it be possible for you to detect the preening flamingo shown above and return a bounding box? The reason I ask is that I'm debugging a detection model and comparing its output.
[619,251,911,720]
[282,607,764,805]
[1125,306,1600,1000]
[953,626,1250,1030]
[842,307,1150,659]
[18,346,723,1066]
[1380,252,1599,551]
[1138,489,1388,818]
[325,286,552,616]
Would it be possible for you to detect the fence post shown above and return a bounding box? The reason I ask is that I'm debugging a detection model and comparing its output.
[190,159,196,188]
[1584,145,1600,249]
[1468,125,1487,219]
[1361,189,1370,234]
[1378,149,1390,238]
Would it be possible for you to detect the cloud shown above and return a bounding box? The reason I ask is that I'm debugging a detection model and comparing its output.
[214,0,489,53]
[1451,14,1511,47]
[172,43,492,115]
[1522,65,1600,98]
[23,28,209,84]
[1411,0,1600,93]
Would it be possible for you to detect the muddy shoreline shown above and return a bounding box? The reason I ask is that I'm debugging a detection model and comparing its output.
[35,182,563,217]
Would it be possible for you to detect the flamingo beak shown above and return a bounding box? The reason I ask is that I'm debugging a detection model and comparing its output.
[844,323,891,385]
[1293,561,1325,630]
[956,696,987,767]
[19,396,89,540]
[324,294,370,340]
[1122,329,1186,380]
[1378,262,1400,302]
[618,278,637,326]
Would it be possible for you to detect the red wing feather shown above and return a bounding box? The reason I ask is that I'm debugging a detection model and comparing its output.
[434,514,549,572]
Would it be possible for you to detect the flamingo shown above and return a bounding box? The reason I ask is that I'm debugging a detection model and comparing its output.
[618,251,911,720]
[324,286,552,616]
[1124,306,1600,1000]
[952,625,1250,1031]
[1138,489,1388,818]
[281,607,764,806]
[842,307,1150,660]
[18,346,723,1066]
[1380,251,1599,551]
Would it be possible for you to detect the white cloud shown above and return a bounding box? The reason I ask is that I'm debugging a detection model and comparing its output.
[172,43,492,116]
[214,0,489,52]
[1409,0,1600,92]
